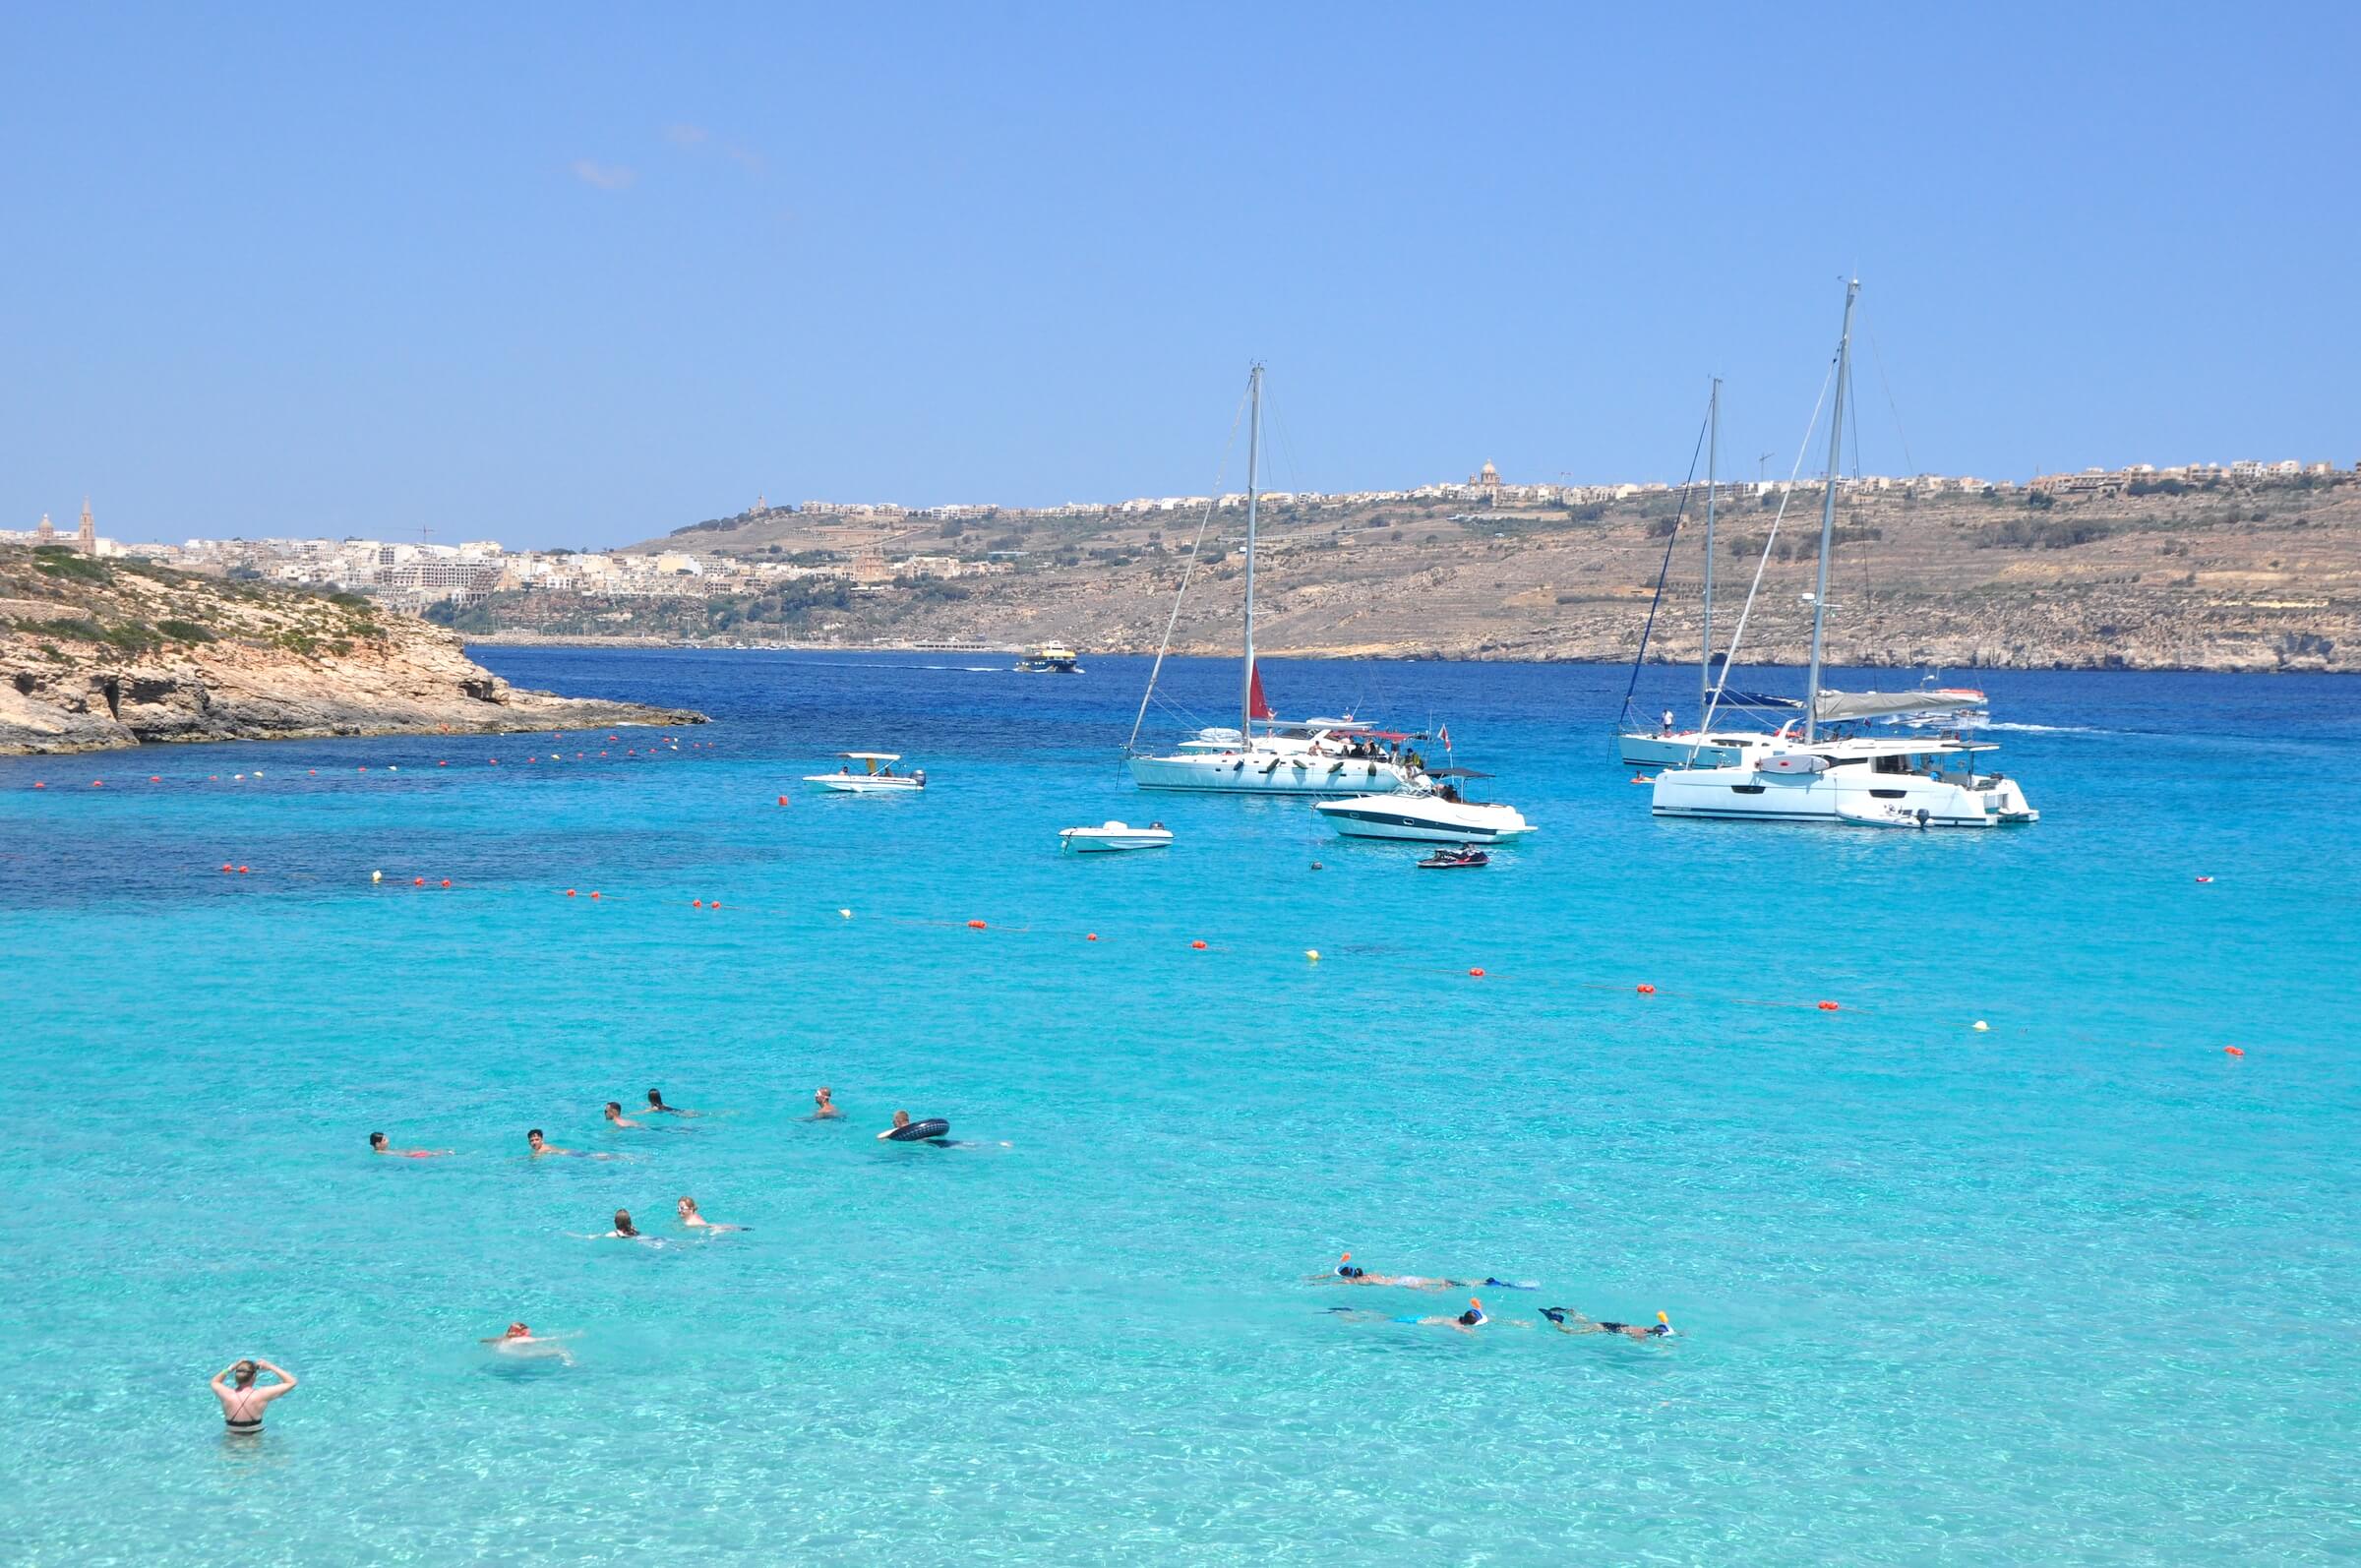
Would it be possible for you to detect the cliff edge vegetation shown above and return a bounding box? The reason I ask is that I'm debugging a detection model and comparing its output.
[0,545,701,754]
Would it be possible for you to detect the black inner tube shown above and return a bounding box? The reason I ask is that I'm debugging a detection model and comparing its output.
[885,1117,950,1143]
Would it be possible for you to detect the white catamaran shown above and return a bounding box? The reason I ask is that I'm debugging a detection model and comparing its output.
[1649,281,2039,828]
[1126,364,1418,797]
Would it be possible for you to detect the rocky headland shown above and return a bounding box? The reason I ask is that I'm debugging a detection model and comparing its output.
[0,545,702,755]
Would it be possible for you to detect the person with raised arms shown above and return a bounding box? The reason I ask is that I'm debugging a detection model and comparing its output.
[210,1357,298,1434]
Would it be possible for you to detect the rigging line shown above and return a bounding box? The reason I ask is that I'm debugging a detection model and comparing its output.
[1617,392,1715,725]
[1694,350,1840,744]
[1860,304,1917,477]
[1126,379,1250,753]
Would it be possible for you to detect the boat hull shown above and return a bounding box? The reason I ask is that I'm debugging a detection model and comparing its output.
[1618,730,1770,769]
[1128,754,1409,795]
[806,776,924,794]
[1059,829,1172,853]
[1313,796,1535,843]
[1650,765,2035,826]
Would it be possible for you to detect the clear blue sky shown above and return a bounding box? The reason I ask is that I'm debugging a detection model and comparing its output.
[5,4,2354,550]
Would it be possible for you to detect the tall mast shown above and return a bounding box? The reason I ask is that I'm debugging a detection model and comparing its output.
[1700,377,1720,719]
[1803,279,1858,745]
[1240,362,1262,742]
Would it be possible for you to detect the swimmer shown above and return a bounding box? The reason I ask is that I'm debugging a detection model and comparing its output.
[1400,1297,1489,1333]
[1325,1253,1464,1291]
[482,1322,575,1365]
[811,1086,842,1119]
[1539,1307,1675,1340]
[210,1357,297,1433]
[369,1132,451,1158]
[603,1101,642,1128]
[593,1208,643,1238]
[644,1088,697,1116]
[527,1128,613,1160]
[676,1196,745,1233]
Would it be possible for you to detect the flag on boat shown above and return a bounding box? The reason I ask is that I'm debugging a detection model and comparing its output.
[1437,724,1451,752]
[1247,660,1273,721]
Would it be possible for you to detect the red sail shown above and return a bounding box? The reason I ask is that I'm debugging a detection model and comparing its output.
[1247,660,1273,721]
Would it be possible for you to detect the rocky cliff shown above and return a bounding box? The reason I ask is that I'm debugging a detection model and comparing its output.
[0,545,702,754]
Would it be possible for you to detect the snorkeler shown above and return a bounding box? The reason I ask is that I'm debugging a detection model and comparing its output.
[210,1357,298,1433]
[812,1087,842,1119]
[369,1132,451,1158]
[1396,1298,1488,1332]
[677,1196,745,1232]
[482,1323,575,1365]
[1539,1307,1675,1340]
[644,1088,696,1116]
[603,1102,642,1128]
[1327,1253,1465,1291]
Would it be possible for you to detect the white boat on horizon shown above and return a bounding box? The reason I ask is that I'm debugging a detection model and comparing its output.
[1059,820,1174,853]
[805,753,927,793]
[1314,770,1536,844]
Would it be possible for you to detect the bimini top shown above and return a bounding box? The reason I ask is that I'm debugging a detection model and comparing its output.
[1423,767,1494,780]
[836,752,902,761]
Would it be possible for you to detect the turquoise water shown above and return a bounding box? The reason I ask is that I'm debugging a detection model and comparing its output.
[3,650,2356,1565]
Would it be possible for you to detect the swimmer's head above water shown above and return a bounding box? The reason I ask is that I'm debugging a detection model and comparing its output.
[613,1209,637,1236]
[890,1110,910,1130]
[527,1129,547,1151]
[229,1358,258,1387]
[1458,1297,1486,1327]
[504,1323,530,1340]
[1336,1252,1365,1279]
[646,1089,667,1109]
[369,1132,388,1151]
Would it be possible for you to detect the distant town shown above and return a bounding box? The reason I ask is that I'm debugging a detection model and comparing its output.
[6,454,2354,618]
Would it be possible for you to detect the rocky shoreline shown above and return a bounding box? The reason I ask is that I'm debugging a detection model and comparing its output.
[0,546,702,756]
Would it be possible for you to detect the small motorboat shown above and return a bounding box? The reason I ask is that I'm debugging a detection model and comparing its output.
[1059,820,1173,853]
[1417,845,1489,869]
[1836,801,1932,829]
[805,753,926,793]
[1313,769,1536,843]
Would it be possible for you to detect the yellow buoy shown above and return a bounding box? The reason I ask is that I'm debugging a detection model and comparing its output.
[370,871,383,883]
[1304,949,1320,962]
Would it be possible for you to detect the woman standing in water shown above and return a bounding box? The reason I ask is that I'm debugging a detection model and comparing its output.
[210,1357,298,1434]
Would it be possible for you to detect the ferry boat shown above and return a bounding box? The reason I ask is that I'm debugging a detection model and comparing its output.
[1016,643,1083,674]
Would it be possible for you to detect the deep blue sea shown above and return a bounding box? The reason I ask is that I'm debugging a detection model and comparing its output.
[2,649,2355,1565]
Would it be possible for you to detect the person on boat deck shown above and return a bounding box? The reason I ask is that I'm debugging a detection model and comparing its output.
[1663,709,1676,735]
[838,763,850,774]
[211,1357,298,1433]
[1436,782,1463,804]
[1148,820,1167,831]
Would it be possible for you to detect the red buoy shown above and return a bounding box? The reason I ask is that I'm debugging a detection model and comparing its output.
[967,919,988,930]
[777,795,787,807]
[413,876,425,886]
[588,891,601,900]
[2224,1046,2245,1056]
[220,863,232,873]
[440,878,451,888]
[1469,967,1486,978]
[1191,939,1208,950]
[236,866,249,874]
[1086,934,1099,941]
[566,888,576,897]
[1817,1000,1841,1011]
[150,775,160,783]
[693,900,703,908]
[1637,984,1657,995]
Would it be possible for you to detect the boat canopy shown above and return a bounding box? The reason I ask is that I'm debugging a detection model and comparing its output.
[1424,767,1494,780]
[1814,691,1982,723]
[1720,690,1805,711]
[837,752,901,761]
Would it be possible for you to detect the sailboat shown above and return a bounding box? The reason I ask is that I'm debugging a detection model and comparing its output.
[1126,365,1418,796]
[1615,380,1807,768]
[1648,281,2039,827]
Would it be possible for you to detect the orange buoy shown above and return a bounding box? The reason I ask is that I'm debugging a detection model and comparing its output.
[967,919,988,930]
[707,900,719,911]
[777,795,787,807]
[2224,1046,2245,1056]
[1086,933,1099,941]
[32,782,45,789]
[150,775,160,783]
[693,899,703,908]
[1637,984,1657,995]
[439,760,448,767]
[1817,1000,1841,1011]
[1191,939,1208,950]
[220,863,232,873]
[588,891,601,900]
[1469,967,1486,978]
[91,779,102,787]
[566,888,576,897]
[236,866,249,874]
[440,878,451,888]
[413,876,425,886]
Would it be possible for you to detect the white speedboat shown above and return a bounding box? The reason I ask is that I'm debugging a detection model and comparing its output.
[1059,820,1173,853]
[1314,772,1535,843]
[1124,364,1420,798]
[805,753,926,793]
